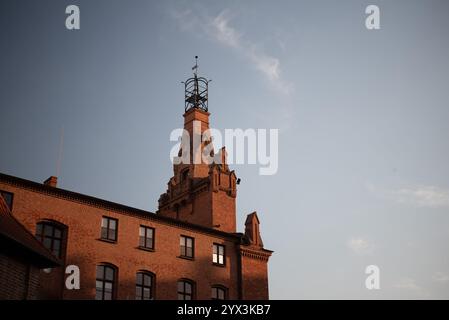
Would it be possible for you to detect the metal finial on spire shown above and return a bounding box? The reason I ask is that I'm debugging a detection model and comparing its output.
[192,55,198,76]
[185,56,209,112]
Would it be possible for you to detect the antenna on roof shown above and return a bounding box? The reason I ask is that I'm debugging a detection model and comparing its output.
[56,126,64,179]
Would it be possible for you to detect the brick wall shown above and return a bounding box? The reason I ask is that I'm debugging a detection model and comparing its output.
[0,253,40,300]
[240,250,270,300]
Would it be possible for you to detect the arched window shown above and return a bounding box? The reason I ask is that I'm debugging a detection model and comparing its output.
[177,279,195,300]
[211,285,227,300]
[96,264,117,300]
[136,271,155,300]
[35,221,65,258]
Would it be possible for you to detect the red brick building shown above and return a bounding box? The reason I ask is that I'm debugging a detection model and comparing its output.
[0,71,272,300]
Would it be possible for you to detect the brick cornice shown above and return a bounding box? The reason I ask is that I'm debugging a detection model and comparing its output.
[240,246,273,261]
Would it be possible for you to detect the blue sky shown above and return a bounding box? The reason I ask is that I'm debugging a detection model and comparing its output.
[1,0,449,299]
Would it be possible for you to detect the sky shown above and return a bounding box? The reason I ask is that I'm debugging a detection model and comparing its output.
[1,0,449,299]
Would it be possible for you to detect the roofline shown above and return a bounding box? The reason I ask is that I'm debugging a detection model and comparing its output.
[0,229,61,268]
[0,172,242,241]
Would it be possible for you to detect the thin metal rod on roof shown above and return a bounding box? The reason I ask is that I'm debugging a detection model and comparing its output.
[56,126,64,179]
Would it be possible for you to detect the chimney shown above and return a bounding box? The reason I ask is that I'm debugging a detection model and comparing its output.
[43,176,58,188]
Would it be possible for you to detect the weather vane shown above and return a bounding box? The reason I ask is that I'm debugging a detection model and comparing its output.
[192,55,198,76]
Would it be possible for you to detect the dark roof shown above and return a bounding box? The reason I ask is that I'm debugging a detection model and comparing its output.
[0,172,243,241]
[0,195,61,268]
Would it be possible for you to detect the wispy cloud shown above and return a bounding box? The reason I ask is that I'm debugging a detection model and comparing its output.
[366,182,449,209]
[210,11,241,48]
[393,278,430,298]
[393,185,449,208]
[347,237,373,255]
[432,272,449,283]
[171,8,293,95]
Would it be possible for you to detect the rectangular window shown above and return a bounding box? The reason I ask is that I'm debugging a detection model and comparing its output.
[180,235,194,258]
[101,216,118,242]
[139,226,154,250]
[0,190,13,211]
[213,243,225,265]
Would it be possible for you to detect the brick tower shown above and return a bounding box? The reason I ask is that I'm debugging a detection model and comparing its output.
[157,59,272,299]
[158,59,237,233]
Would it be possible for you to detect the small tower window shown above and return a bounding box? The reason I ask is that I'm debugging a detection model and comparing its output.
[181,169,189,182]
